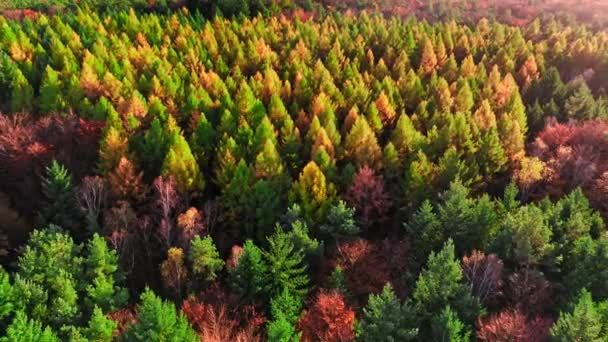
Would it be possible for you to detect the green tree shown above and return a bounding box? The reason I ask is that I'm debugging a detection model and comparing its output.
[162,132,204,193]
[288,161,336,226]
[229,240,268,303]
[37,160,79,236]
[84,234,128,313]
[413,240,481,335]
[550,289,608,341]
[123,289,198,342]
[360,284,418,341]
[188,235,224,283]
[343,117,383,170]
[431,306,471,342]
[38,65,65,114]
[264,229,309,299]
[83,306,116,342]
[1,311,59,342]
[328,266,349,296]
[319,200,359,240]
[0,266,13,320]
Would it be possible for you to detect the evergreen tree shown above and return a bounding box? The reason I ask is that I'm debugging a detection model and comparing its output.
[343,116,383,170]
[134,117,171,181]
[550,289,608,341]
[360,284,418,341]
[319,200,359,240]
[413,240,481,335]
[37,160,79,236]
[188,236,224,283]
[229,240,268,303]
[328,266,349,296]
[123,289,198,342]
[288,161,336,226]
[2,311,59,342]
[84,234,128,313]
[264,229,309,299]
[162,131,204,193]
[431,306,471,342]
[83,306,116,342]
[0,266,13,320]
[38,65,65,114]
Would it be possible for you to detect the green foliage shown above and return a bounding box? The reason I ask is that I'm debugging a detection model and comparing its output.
[37,161,79,236]
[123,288,198,342]
[431,306,471,342]
[550,289,608,341]
[83,234,128,313]
[264,228,309,299]
[161,132,205,193]
[360,284,418,341]
[413,239,482,336]
[1,311,59,342]
[0,266,13,320]
[328,266,349,296]
[188,235,224,283]
[320,200,359,239]
[83,306,116,342]
[229,240,268,302]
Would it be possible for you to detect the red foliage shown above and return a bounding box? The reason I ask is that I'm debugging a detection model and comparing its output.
[226,245,244,270]
[108,306,137,337]
[298,291,356,342]
[462,251,504,306]
[0,114,102,216]
[344,166,392,230]
[182,285,265,342]
[505,268,554,315]
[528,119,608,216]
[477,310,552,342]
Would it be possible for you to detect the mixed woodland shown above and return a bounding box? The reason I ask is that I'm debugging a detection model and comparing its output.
[0,0,608,340]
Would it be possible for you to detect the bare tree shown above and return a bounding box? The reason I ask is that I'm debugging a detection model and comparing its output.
[462,250,504,305]
[77,176,108,234]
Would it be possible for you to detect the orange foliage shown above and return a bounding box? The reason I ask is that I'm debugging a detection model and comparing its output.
[298,291,355,342]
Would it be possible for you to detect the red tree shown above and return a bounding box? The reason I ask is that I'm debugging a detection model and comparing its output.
[462,251,504,306]
[344,166,392,230]
[477,310,552,342]
[298,291,356,342]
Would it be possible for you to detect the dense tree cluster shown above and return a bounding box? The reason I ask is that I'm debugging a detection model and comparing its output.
[0,3,607,340]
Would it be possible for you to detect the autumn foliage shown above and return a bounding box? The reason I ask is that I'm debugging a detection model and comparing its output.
[298,291,356,342]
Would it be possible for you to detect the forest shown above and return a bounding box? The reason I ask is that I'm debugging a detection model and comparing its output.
[0,0,608,341]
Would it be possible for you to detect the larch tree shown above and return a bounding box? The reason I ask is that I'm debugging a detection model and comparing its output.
[288,161,336,226]
[343,116,383,170]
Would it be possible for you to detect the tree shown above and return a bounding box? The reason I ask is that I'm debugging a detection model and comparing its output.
[563,236,608,303]
[289,161,336,226]
[160,248,188,301]
[431,306,471,342]
[38,65,65,114]
[461,251,503,306]
[550,289,608,341]
[36,160,79,236]
[405,200,442,262]
[360,283,418,341]
[161,132,205,193]
[298,291,355,342]
[319,201,359,240]
[188,236,224,283]
[84,306,117,342]
[0,265,13,320]
[229,240,268,303]
[107,157,146,203]
[84,234,128,313]
[477,310,552,341]
[344,166,391,230]
[419,38,437,75]
[77,176,108,235]
[264,229,309,299]
[2,311,59,342]
[343,117,383,170]
[413,239,481,335]
[123,288,198,342]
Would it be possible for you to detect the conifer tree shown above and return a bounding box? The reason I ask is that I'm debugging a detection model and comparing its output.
[0,265,13,320]
[431,306,471,342]
[39,65,65,114]
[188,236,224,284]
[37,161,79,237]
[360,284,418,341]
[229,240,268,303]
[264,229,309,299]
[161,132,204,193]
[288,161,336,226]
[550,289,608,341]
[319,200,359,240]
[83,306,116,342]
[343,117,383,170]
[2,311,59,342]
[123,289,198,342]
[419,38,438,76]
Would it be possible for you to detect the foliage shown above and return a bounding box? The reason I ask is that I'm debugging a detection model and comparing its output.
[360,283,418,341]
[298,291,355,342]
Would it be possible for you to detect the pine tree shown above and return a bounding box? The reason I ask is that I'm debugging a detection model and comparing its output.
[0,265,13,320]
[476,128,508,179]
[188,236,224,283]
[134,117,172,181]
[229,240,268,303]
[413,240,481,335]
[431,306,471,342]
[405,200,442,262]
[37,160,80,236]
[343,117,383,170]
[264,229,309,299]
[161,132,205,193]
[328,266,349,296]
[419,38,438,76]
[189,112,215,169]
[550,289,608,341]
[84,234,128,313]
[38,65,65,114]
[289,161,336,226]
[83,306,116,342]
[360,284,418,341]
[123,289,198,342]
[454,80,474,113]
[2,311,59,342]
[391,113,425,157]
[319,201,359,240]
[11,68,34,113]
